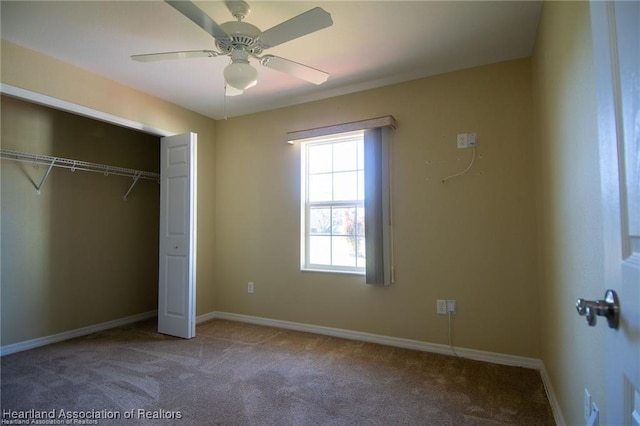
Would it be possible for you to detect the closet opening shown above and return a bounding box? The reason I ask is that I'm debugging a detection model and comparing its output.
[1,90,170,351]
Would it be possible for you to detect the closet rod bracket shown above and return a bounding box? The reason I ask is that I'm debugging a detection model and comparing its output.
[123,172,142,201]
[36,158,57,194]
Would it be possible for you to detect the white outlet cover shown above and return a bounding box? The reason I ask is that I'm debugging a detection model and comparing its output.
[457,133,468,149]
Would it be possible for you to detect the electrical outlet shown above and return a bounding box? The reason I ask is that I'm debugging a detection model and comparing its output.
[457,133,468,149]
[436,299,447,315]
[447,299,457,314]
[247,282,254,294]
[584,389,591,422]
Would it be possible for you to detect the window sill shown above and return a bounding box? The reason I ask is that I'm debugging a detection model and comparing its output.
[301,267,365,276]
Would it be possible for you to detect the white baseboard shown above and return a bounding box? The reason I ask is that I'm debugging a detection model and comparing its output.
[540,363,566,426]
[196,311,217,324]
[0,310,158,357]
[206,311,542,369]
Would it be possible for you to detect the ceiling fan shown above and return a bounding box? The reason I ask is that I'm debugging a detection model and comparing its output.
[132,0,333,96]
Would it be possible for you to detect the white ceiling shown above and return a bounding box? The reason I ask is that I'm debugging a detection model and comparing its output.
[1,1,542,120]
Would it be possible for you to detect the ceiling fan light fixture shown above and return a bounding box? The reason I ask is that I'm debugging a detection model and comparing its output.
[224,60,258,91]
[224,48,258,91]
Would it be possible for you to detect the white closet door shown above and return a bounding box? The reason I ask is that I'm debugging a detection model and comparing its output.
[158,133,197,339]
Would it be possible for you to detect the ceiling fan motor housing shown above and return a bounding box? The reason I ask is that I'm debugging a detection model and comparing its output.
[217,21,263,55]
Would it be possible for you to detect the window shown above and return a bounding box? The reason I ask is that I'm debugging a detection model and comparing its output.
[291,116,396,284]
[301,131,366,273]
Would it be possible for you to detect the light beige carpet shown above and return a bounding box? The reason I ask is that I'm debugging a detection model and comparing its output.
[1,319,555,425]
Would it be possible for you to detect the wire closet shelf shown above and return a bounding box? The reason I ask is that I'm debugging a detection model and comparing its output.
[0,148,160,201]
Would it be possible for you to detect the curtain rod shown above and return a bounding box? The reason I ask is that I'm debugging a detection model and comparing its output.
[0,148,159,201]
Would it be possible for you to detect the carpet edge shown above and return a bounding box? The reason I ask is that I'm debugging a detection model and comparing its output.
[0,310,158,357]
[205,311,541,369]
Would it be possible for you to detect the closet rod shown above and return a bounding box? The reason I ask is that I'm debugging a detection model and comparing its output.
[0,148,160,200]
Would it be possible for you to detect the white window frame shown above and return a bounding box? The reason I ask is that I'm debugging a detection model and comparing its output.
[300,130,366,274]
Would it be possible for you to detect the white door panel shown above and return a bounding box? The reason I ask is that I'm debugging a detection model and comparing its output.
[165,256,187,315]
[591,2,640,424]
[158,133,197,339]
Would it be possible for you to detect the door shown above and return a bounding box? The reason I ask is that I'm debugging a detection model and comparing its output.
[158,133,197,339]
[591,2,640,424]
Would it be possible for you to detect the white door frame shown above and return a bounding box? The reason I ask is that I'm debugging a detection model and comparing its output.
[0,84,173,137]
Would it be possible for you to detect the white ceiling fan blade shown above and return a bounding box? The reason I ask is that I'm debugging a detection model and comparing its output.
[165,0,232,43]
[258,7,333,49]
[131,50,219,62]
[260,55,329,85]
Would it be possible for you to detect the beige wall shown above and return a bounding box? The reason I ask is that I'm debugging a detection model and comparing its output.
[1,96,160,344]
[1,41,217,344]
[215,58,541,358]
[532,2,606,424]
[2,40,542,359]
